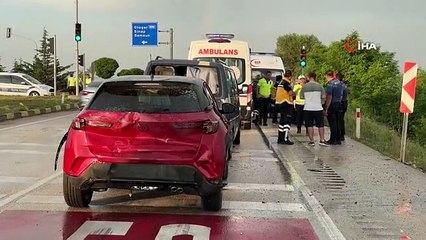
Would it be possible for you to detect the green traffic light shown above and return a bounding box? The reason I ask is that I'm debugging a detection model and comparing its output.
[75,35,81,42]
[300,60,306,67]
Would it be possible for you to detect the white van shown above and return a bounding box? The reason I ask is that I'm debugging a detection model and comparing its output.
[250,52,285,80]
[0,72,53,96]
[188,34,253,129]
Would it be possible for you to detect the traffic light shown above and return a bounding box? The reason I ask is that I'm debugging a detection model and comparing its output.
[47,37,54,54]
[6,27,11,38]
[300,48,307,68]
[75,23,81,42]
[78,54,84,66]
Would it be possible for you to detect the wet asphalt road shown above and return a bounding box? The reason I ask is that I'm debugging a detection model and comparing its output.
[0,112,333,240]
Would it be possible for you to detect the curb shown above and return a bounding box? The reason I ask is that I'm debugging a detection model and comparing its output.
[256,124,346,240]
[0,103,79,122]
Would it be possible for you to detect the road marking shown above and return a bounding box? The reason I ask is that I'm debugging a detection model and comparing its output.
[0,113,76,132]
[223,201,306,212]
[0,176,38,183]
[68,221,133,240]
[17,195,64,204]
[0,150,51,155]
[224,183,294,192]
[231,157,278,162]
[0,142,57,147]
[0,171,62,210]
[233,149,273,154]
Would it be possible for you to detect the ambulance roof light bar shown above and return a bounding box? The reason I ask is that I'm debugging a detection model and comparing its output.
[251,52,277,56]
[206,34,235,40]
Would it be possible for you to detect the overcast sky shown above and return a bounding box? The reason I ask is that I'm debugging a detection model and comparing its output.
[1,0,425,73]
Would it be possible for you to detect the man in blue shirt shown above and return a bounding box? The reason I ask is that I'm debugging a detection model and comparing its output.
[325,71,343,145]
[336,72,348,141]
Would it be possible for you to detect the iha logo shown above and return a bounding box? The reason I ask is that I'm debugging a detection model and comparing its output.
[345,38,377,53]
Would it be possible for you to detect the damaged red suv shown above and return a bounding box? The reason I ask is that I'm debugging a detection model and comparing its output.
[62,76,236,211]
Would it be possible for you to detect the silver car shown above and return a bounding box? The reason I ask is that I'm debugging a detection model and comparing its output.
[79,81,103,108]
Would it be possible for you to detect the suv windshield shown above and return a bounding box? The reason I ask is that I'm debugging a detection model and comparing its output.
[87,81,209,113]
[22,74,42,85]
[196,58,245,84]
[252,69,284,80]
[153,65,220,95]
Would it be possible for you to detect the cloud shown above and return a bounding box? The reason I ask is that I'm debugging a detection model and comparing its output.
[25,0,137,12]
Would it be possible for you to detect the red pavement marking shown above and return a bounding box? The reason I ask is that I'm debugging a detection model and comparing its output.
[0,210,319,240]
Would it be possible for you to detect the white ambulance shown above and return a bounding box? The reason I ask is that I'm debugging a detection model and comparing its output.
[188,34,252,129]
[250,52,285,80]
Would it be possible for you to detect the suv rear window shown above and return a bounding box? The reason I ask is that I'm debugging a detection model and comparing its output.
[87,81,209,113]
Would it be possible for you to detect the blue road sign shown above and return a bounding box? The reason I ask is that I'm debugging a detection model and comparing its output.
[132,22,158,46]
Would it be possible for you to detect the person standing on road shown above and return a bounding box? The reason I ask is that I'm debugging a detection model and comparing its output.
[301,73,327,146]
[271,75,281,124]
[336,72,348,141]
[275,70,295,145]
[257,71,274,126]
[251,74,261,124]
[67,73,76,95]
[324,70,343,145]
[293,75,307,134]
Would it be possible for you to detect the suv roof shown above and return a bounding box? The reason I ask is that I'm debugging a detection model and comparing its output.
[0,72,25,76]
[146,59,226,69]
[106,75,206,87]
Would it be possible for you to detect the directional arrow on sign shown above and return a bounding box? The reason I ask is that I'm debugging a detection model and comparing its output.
[142,41,148,45]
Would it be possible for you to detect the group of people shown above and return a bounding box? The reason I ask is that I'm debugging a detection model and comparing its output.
[67,73,92,95]
[253,70,348,146]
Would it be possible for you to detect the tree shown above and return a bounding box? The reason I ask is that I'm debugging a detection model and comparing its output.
[94,57,119,79]
[275,33,324,76]
[117,68,144,76]
[24,29,71,90]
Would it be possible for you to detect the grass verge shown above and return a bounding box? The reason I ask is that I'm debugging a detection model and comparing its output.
[345,108,426,172]
[0,94,79,115]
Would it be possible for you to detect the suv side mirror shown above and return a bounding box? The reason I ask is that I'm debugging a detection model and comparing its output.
[221,103,237,114]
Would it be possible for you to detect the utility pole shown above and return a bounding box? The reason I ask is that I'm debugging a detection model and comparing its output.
[158,28,174,59]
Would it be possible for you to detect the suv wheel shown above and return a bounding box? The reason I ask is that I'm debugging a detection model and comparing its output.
[29,91,40,97]
[63,174,93,207]
[233,128,241,145]
[201,190,223,211]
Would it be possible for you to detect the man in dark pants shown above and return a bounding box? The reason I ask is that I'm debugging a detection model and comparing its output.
[257,71,273,126]
[271,75,281,124]
[275,70,295,145]
[336,73,348,141]
[325,70,343,145]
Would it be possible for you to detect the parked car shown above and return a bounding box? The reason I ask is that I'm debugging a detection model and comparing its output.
[0,72,53,96]
[145,59,241,144]
[62,75,236,211]
[79,80,104,108]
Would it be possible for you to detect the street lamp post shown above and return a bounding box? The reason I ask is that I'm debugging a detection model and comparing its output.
[75,0,80,96]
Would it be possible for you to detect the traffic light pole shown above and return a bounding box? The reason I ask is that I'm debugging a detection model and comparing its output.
[75,0,80,96]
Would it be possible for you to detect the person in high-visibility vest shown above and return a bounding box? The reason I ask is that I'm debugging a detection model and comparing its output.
[67,73,76,95]
[293,75,306,134]
[275,70,295,145]
[85,74,92,86]
[257,71,274,126]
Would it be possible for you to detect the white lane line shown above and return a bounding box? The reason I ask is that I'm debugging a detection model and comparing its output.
[0,113,76,132]
[0,142,57,147]
[0,150,51,155]
[223,201,306,212]
[0,171,62,209]
[224,183,294,192]
[17,195,64,204]
[0,176,38,183]
[231,157,278,162]
[233,149,273,154]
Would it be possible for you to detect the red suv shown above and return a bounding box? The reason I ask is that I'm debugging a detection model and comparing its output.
[62,76,236,211]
